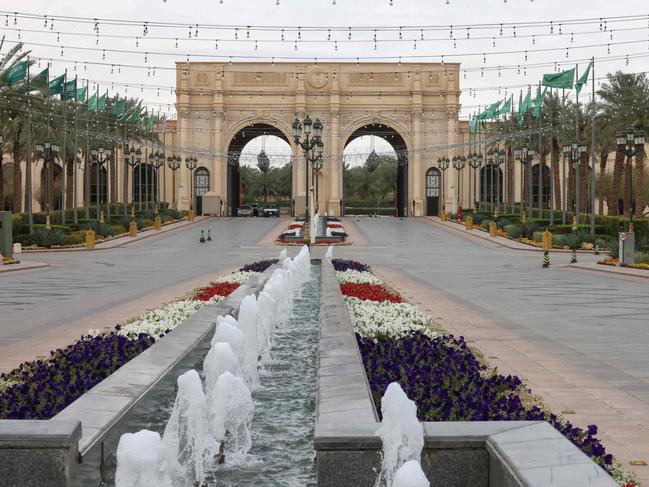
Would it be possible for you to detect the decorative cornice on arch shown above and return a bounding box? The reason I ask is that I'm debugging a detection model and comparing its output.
[341,115,412,154]
[224,115,297,151]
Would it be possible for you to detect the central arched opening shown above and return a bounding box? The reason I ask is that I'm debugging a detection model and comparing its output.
[226,123,292,216]
[342,123,408,217]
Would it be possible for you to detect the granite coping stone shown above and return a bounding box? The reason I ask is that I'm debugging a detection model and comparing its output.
[316,258,378,424]
[0,420,81,447]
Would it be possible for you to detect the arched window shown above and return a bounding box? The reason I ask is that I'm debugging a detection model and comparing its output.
[194,167,210,196]
[532,164,551,208]
[133,164,157,204]
[480,165,504,203]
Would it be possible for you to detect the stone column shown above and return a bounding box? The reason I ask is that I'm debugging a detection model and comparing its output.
[328,76,341,216]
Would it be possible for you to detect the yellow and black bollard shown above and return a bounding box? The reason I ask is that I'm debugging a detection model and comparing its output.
[465,216,473,231]
[129,219,138,237]
[199,230,206,243]
[85,229,96,249]
[207,229,212,241]
[542,229,552,268]
[570,249,577,264]
[488,220,497,238]
[594,242,600,255]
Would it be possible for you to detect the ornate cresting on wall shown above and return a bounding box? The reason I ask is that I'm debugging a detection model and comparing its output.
[175,62,462,216]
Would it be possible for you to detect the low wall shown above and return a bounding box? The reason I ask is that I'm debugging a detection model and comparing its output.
[315,258,617,487]
[0,266,276,487]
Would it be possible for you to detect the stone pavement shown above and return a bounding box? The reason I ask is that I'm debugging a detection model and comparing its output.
[0,217,284,373]
[333,217,649,483]
[0,260,49,274]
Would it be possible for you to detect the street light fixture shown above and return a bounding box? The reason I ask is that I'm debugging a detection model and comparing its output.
[35,140,60,220]
[90,146,112,221]
[167,155,182,210]
[185,155,198,216]
[468,150,483,210]
[293,115,324,241]
[437,156,450,214]
[150,149,165,209]
[452,155,467,212]
[514,145,536,218]
[124,143,142,214]
[562,139,588,227]
[616,128,645,231]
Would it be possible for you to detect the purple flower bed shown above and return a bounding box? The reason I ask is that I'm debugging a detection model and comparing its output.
[0,329,155,419]
[331,231,348,238]
[239,259,275,273]
[357,331,613,469]
[332,259,370,272]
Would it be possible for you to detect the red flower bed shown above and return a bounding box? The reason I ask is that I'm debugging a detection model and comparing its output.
[328,223,343,229]
[288,223,302,230]
[195,281,241,301]
[340,282,402,303]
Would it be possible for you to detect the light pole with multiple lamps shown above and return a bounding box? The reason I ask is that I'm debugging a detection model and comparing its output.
[167,155,181,210]
[292,115,323,243]
[452,155,466,213]
[561,140,588,227]
[487,146,506,215]
[616,129,645,231]
[34,141,60,224]
[467,150,483,210]
[149,148,165,210]
[436,156,450,216]
[514,145,535,219]
[124,143,142,214]
[185,155,198,218]
[90,146,112,222]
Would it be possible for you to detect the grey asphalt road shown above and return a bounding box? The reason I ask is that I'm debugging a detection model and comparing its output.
[336,218,649,405]
[0,217,281,345]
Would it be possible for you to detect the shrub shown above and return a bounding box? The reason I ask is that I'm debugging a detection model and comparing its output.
[63,231,87,246]
[521,221,538,239]
[504,224,523,239]
[471,212,491,225]
[111,224,127,236]
[532,231,544,243]
[564,231,585,250]
[140,218,154,229]
[29,228,66,248]
[608,240,620,259]
[552,234,568,247]
[496,218,512,230]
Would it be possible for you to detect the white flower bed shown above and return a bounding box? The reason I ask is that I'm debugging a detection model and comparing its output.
[216,271,260,284]
[344,296,436,340]
[336,269,383,285]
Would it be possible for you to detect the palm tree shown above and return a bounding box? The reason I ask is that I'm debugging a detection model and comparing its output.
[597,71,649,216]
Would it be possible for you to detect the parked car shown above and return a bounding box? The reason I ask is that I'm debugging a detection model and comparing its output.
[238,205,254,217]
[249,203,261,217]
[263,205,280,217]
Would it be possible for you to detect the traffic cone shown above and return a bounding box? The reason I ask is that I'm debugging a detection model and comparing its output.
[199,230,206,243]
[542,251,550,268]
[207,229,212,241]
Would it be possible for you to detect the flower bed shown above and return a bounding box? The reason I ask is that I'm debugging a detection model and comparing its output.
[0,260,270,420]
[340,282,402,303]
[331,258,639,487]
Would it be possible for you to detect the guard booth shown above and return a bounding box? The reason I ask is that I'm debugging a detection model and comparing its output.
[0,211,12,258]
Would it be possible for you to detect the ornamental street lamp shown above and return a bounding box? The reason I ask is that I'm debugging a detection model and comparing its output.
[124,143,142,214]
[514,145,536,218]
[185,155,198,215]
[293,115,324,242]
[487,147,506,215]
[149,149,165,209]
[436,156,450,213]
[90,146,112,221]
[468,150,483,210]
[167,155,182,210]
[35,141,60,220]
[452,155,467,211]
[312,139,325,213]
[616,129,645,231]
[562,140,588,227]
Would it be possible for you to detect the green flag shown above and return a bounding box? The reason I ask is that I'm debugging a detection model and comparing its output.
[484,100,502,119]
[542,68,575,89]
[497,96,512,117]
[110,99,126,116]
[76,86,87,103]
[146,116,154,134]
[48,74,65,94]
[97,94,106,110]
[30,67,49,90]
[575,62,592,95]
[125,109,140,123]
[533,86,548,118]
[470,115,479,135]
[63,79,76,101]
[5,60,28,86]
[518,89,531,125]
[88,92,98,110]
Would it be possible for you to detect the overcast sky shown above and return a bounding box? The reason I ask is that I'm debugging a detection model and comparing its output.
[1,0,647,164]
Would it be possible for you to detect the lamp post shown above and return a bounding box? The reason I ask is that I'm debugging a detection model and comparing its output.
[293,115,324,231]
[493,147,505,215]
[561,140,588,227]
[35,141,60,220]
[452,155,466,212]
[468,150,483,210]
[616,129,645,231]
[150,149,165,210]
[437,156,450,213]
[124,144,142,214]
[185,155,198,217]
[514,145,535,219]
[167,155,181,210]
[90,146,111,222]
[312,139,324,213]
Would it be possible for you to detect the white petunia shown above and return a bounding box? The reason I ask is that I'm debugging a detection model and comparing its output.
[336,270,384,285]
[216,271,261,285]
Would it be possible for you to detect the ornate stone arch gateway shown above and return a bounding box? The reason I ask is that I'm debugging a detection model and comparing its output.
[175,61,461,216]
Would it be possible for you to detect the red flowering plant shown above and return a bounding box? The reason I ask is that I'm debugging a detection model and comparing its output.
[194,281,241,301]
[340,282,402,303]
[327,223,343,229]
[288,223,303,230]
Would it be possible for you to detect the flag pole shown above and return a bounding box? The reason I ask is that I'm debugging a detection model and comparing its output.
[538,81,543,219]
[61,69,68,225]
[575,64,580,226]
[549,88,555,227]
[590,57,596,234]
[105,89,111,221]
[527,85,533,219]
[562,88,567,225]
[123,99,128,216]
[84,81,90,220]
[72,75,78,224]
[26,57,34,233]
[95,84,101,222]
